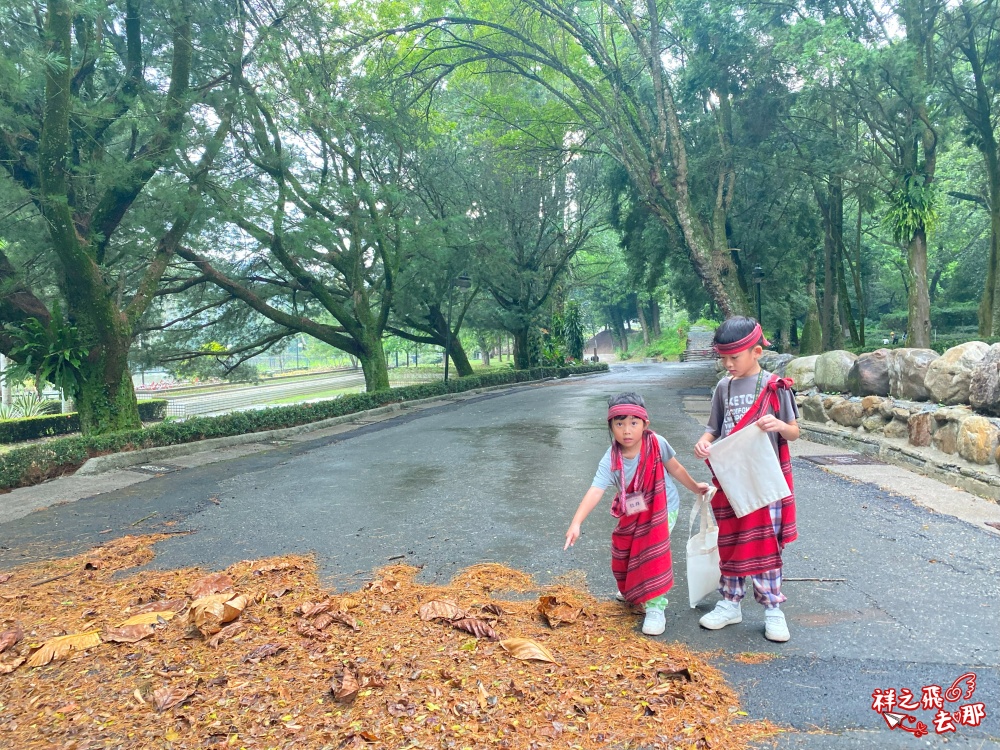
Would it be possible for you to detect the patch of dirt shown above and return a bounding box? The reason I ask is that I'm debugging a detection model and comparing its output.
[0,535,780,749]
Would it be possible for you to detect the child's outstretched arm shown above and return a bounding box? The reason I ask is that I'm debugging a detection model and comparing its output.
[694,431,716,459]
[664,457,711,495]
[565,487,605,550]
[756,415,800,441]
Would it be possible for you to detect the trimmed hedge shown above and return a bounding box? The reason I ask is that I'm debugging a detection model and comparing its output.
[0,365,606,491]
[0,399,168,444]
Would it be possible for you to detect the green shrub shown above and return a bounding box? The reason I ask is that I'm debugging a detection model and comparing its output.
[0,412,81,443]
[137,399,167,422]
[0,364,608,491]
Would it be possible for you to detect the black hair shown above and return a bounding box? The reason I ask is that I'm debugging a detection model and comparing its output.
[606,392,648,440]
[713,315,764,348]
[607,392,646,409]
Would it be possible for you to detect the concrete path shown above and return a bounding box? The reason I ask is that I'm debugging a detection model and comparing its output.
[0,362,997,748]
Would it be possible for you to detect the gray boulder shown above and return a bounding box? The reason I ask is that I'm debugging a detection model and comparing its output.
[957,416,1000,464]
[924,342,990,405]
[828,399,864,428]
[969,343,1000,416]
[785,356,818,392]
[760,352,794,377]
[847,349,890,396]
[800,394,828,423]
[888,348,939,401]
[814,350,858,393]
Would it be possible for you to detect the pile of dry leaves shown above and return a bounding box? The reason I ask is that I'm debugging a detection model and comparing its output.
[0,535,778,749]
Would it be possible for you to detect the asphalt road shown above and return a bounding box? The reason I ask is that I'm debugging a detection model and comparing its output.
[1,362,997,748]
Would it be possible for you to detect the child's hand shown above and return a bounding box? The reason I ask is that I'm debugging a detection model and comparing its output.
[694,482,711,495]
[757,414,786,433]
[694,439,712,459]
[564,523,582,550]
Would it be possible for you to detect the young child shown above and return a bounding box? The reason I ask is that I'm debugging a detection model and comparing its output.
[693,316,800,642]
[565,392,710,636]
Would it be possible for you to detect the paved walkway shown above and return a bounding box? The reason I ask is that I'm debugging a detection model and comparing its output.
[0,362,997,748]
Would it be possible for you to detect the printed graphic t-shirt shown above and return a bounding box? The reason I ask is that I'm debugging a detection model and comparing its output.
[707,369,799,456]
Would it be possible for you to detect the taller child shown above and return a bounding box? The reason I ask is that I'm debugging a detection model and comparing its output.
[693,317,800,643]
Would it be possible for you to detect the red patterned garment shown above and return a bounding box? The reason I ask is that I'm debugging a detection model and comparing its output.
[708,375,797,576]
[610,431,673,603]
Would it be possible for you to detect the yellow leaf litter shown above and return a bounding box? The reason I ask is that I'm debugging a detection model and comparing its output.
[0,534,781,749]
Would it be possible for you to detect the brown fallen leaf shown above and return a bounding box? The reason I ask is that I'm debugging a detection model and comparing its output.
[0,657,25,674]
[242,643,286,663]
[300,600,332,618]
[83,559,103,570]
[152,685,197,712]
[185,572,233,599]
[295,618,330,641]
[0,625,23,654]
[26,631,102,668]
[536,595,583,628]
[120,610,177,627]
[367,577,399,594]
[133,598,187,616]
[251,561,301,575]
[207,621,244,648]
[499,637,557,664]
[332,667,360,703]
[386,699,416,717]
[330,611,361,632]
[312,613,333,631]
[656,666,693,681]
[266,586,289,599]
[417,599,465,621]
[480,603,505,617]
[0,573,12,583]
[189,593,247,637]
[451,618,499,640]
[103,623,156,643]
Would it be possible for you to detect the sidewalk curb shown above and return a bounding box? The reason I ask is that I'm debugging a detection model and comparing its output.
[76,372,608,476]
[800,422,1000,502]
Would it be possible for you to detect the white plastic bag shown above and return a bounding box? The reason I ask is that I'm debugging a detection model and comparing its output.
[686,488,720,608]
[706,425,788,518]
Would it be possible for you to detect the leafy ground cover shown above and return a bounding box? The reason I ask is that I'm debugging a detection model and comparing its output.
[0,535,778,749]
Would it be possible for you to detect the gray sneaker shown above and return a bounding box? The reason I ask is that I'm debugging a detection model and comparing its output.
[699,600,742,630]
[764,608,790,642]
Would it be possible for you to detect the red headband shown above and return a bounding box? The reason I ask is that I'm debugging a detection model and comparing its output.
[608,404,649,422]
[712,322,770,355]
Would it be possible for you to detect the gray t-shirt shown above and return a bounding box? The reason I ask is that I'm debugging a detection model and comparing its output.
[592,434,680,518]
[707,369,799,455]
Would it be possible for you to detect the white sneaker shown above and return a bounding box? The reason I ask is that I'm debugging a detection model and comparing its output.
[699,600,742,630]
[642,608,666,636]
[764,608,790,642]
[615,590,626,602]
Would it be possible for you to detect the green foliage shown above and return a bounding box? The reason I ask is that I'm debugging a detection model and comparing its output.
[0,400,166,444]
[884,174,938,244]
[0,365,607,490]
[4,316,88,397]
[617,324,689,362]
[563,301,585,361]
[0,393,59,420]
[0,413,79,443]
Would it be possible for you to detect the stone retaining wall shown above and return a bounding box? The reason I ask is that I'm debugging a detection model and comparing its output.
[717,343,1000,473]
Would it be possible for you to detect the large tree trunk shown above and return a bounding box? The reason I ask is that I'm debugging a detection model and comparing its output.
[907,228,932,347]
[636,304,651,346]
[512,326,531,370]
[446,339,475,378]
[76,348,142,434]
[649,300,661,336]
[357,329,390,391]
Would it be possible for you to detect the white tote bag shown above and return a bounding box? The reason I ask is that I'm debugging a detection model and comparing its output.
[707,424,788,518]
[686,488,721,608]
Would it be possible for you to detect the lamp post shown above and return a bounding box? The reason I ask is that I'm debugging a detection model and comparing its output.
[444,273,472,383]
[751,265,764,324]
